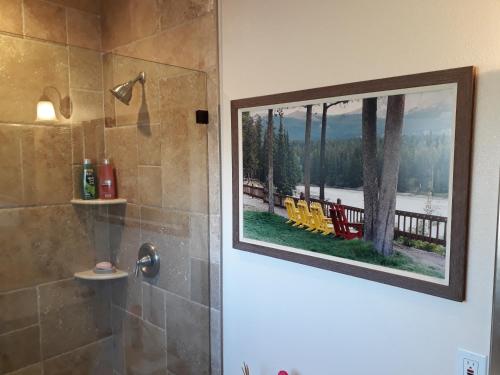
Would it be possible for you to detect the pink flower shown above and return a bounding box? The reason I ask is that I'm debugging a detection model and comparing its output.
[278,371,288,375]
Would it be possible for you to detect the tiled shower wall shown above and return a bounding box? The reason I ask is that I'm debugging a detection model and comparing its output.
[0,1,112,374]
[0,1,221,374]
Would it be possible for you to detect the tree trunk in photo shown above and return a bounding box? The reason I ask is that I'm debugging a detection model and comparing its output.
[267,109,274,214]
[374,95,405,256]
[303,105,313,203]
[319,103,328,201]
[362,97,378,241]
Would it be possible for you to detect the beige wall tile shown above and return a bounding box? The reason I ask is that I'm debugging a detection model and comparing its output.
[0,326,40,373]
[141,233,190,298]
[0,288,38,335]
[67,8,101,50]
[39,279,112,359]
[111,277,142,318]
[70,89,104,126]
[101,0,132,51]
[140,207,191,297]
[69,47,103,90]
[24,0,67,44]
[43,338,113,375]
[104,126,138,170]
[102,53,116,127]
[165,292,209,374]
[108,204,142,316]
[190,257,209,306]
[0,125,24,207]
[140,206,189,238]
[72,124,84,164]
[209,262,220,309]
[22,126,73,205]
[138,124,161,165]
[129,0,159,41]
[49,0,101,14]
[206,67,221,216]
[0,0,23,35]
[138,166,162,206]
[112,307,167,375]
[189,213,208,260]
[113,12,217,71]
[105,127,138,202]
[159,0,213,30]
[72,164,83,198]
[209,214,221,264]
[210,308,221,374]
[0,205,95,292]
[142,283,165,329]
[0,34,69,125]
[160,72,208,213]
[101,0,159,51]
[8,363,42,375]
[83,121,105,162]
[115,168,139,203]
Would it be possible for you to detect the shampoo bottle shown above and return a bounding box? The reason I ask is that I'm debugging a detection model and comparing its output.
[82,158,97,200]
[98,159,116,199]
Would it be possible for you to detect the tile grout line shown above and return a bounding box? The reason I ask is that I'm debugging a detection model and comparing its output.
[63,2,68,45]
[112,303,166,333]
[35,276,74,289]
[19,129,26,206]
[42,335,113,364]
[36,285,44,375]
[0,323,39,338]
[20,0,26,36]
[163,288,210,311]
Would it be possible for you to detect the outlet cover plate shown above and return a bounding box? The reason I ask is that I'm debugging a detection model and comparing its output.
[457,349,488,375]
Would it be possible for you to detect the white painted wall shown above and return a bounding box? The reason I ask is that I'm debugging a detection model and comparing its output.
[219,1,500,374]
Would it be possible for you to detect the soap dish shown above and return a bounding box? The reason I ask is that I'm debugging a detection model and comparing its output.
[93,267,116,274]
[74,269,128,280]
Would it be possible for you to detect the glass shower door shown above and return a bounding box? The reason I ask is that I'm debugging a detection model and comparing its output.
[104,53,211,375]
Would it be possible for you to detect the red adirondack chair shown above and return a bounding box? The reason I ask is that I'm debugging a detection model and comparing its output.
[329,203,363,240]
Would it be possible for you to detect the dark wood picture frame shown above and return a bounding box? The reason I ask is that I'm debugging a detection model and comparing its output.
[231,67,475,301]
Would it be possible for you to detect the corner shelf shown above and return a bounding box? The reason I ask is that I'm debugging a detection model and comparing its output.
[70,198,127,205]
[74,269,128,281]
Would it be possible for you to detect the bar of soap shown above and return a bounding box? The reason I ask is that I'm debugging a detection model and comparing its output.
[94,262,115,274]
[96,261,113,270]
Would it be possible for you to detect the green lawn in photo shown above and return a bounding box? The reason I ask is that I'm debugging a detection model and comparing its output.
[243,211,444,279]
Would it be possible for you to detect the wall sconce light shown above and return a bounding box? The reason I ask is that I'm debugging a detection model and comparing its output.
[36,87,72,123]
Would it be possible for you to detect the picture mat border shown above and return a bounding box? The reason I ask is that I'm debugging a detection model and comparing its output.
[231,66,475,301]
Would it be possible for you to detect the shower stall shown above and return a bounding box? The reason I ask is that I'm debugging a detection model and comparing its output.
[0,1,221,374]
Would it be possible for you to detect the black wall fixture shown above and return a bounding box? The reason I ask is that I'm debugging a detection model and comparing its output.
[196,110,209,124]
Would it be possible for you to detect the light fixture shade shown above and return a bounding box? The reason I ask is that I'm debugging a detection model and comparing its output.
[36,100,57,122]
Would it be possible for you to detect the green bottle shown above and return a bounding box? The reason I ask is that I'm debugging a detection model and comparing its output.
[82,158,97,200]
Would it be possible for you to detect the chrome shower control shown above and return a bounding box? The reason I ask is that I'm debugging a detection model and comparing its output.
[135,243,160,278]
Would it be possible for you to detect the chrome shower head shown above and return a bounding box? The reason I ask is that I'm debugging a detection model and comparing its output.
[110,72,146,105]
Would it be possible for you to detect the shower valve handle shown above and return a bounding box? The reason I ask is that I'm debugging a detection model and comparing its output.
[135,243,160,278]
[134,255,152,277]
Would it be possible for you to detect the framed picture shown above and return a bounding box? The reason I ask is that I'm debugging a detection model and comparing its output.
[231,67,475,301]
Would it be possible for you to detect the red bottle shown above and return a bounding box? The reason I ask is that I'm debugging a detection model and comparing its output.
[98,159,117,199]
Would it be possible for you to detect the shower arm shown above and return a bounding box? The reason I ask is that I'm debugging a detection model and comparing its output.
[133,72,146,85]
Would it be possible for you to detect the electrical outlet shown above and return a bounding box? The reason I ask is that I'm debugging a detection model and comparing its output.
[457,349,488,375]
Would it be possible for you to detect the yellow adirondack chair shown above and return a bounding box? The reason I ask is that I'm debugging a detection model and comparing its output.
[284,197,301,226]
[310,202,335,235]
[297,200,316,231]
